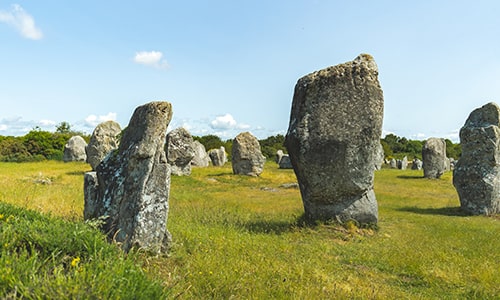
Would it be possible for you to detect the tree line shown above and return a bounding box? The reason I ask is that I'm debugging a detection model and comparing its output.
[0,125,461,163]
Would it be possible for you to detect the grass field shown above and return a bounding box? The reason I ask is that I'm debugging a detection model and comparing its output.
[0,161,499,299]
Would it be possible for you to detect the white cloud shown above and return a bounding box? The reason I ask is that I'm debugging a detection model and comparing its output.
[84,112,117,127]
[133,51,168,69]
[0,4,43,40]
[210,114,250,130]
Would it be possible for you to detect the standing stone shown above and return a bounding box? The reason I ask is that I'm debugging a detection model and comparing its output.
[285,54,383,224]
[191,140,210,167]
[63,136,87,162]
[278,154,293,169]
[411,158,423,170]
[85,120,121,170]
[453,102,500,215]
[397,156,408,170]
[208,146,227,166]
[166,127,195,176]
[276,150,285,164]
[232,132,266,176]
[389,158,397,169]
[84,101,173,253]
[422,138,446,178]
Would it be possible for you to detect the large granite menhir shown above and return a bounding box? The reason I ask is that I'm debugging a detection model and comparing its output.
[453,102,500,215]
[285,54,383,224]
[84,101,173,253]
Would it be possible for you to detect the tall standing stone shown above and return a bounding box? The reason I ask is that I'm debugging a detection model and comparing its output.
[63,136,87,162]
[84,101,173,253]
[85,120,122,170]
[232,132,266,176]
[422,138,446,178]
[285,54,383,224]
[453,102,500,215]
[191,140,210,167]
[166,127,195,176]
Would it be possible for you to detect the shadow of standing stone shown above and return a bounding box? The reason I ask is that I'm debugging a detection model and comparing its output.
[84,101,173,253]
[285,54,383,225]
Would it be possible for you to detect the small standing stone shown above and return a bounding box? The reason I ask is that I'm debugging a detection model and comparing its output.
[422,138,446,178]
[166,127,195,176]
[208,146,227,166]
[191,140,210,167]
[63,136,87,162]
[411,158,423,170]
[278,154,293,169]
[85,120,121,170]
[231,132,266,176]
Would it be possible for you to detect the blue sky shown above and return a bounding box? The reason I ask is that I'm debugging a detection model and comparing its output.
[1,1,500,141]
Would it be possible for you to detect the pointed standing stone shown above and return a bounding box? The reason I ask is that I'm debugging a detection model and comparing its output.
[84,101,173,253]
[285,54,383,224]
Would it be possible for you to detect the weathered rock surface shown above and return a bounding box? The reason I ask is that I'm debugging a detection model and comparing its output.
[453,102,500,215]
[232,132,266,176]
[285,54,383,224]
[166,127,195,176]
[84,101,173,253]
[422,138,446,178]
[276,150,285,164]
[208,146,227,166]
[191,140,210,167]
[85,120,121,170]
[63,135,87,162]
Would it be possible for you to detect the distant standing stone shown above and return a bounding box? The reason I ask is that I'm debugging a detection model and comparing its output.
[166,127,195,176]
[397,156,408,170]
[389,158,397,169]
[411,158,423,170]
[85,120,121,170]
[232,132,266,176]
[422,138,446,178]
[84,101,173,253]
[276,150,285,164]
[285,54,383,224]
[63,136,87,162]
[208,146,227,166]
[454,102,500,215]
[191,140,210,167]
[278,154,293,169]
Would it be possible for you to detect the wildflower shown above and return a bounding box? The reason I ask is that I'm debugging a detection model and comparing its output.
[71,257,80,267]
[0,214,4,220]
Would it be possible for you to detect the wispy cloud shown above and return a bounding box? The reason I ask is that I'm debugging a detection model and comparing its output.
[133,51,168,69]
[0,4,43,40]
[0,117,56,136]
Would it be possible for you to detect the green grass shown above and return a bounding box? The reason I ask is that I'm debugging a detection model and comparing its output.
[0,161,499,299]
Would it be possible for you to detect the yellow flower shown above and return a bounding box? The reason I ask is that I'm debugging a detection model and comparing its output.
[71,257,80,267]
[0,214,4,220]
